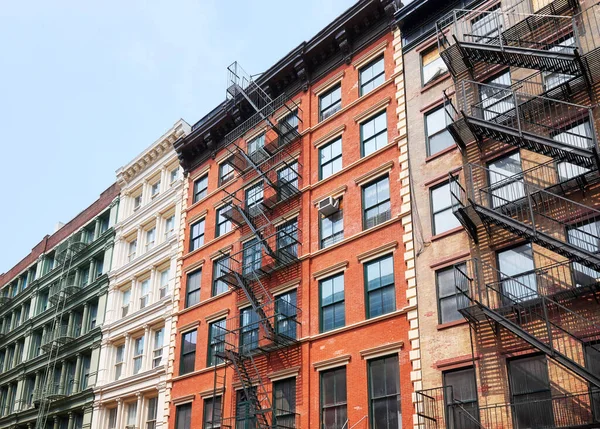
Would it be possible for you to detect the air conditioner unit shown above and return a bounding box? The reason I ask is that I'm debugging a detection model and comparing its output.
[318,196,339,216]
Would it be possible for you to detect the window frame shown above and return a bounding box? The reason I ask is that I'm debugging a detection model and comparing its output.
[180,330,197,376]
[319,83,342,122]
[193,174,208,203]
[320,367,347,429]
[273,377,297,428]
[359,55,385,96]
[425,104,454,157]
[189,218,206,252]
[360,110,388,157]
[218,159,235,186]
[203,395,222,429]
[215,205,232,238]
[364,254,396,319]
[133,335,144,374]
[442,366,480,429]
[319,207,344,249]
[175,403,192,429]
[436,264,466,324]
[421,45,448,87]
[319,273,345,333]
[185,269,202,308]
[430,181,461,235]
[319,137,343,181]
[212,256,230,297]
[362,175,391,230]
[207,318,226,367]
[368,354,401,429]
[152,328,164,368]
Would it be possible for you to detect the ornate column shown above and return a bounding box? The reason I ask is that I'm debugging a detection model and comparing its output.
[73,354,83,393]
[143,324,151,371]
[67,412,74,429]
[88,258,97,284]
[59,360,67,394]
[135,392,143,428]
[53,416,60,429]
[81,303,90,335]
[115,398,123,429]
[67,311,74,337]
[123,334,131,377]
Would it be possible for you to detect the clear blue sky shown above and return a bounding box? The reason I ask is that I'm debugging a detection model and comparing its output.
[0,0,352,275]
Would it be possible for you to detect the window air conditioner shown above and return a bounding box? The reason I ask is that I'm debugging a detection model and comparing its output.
[318,196,339,216]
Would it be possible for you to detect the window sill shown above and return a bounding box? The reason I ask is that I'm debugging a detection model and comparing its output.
[425,144,459,163]
[437,319,469,331]
[420,73,451,93]
[177,290,234,316]
[431,226,464,242]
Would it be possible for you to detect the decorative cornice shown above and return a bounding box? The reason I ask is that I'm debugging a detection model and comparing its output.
[312,125,346,148]
[354,160,394,186]
[356,241,398,263]
[352,97,391,123]
[313,354,351,371]
[359,341,404,359]
[312,261,349,280]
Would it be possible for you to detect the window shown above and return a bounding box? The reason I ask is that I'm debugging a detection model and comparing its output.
[277,219,298,259]
[369,355,401,429]
[170,167,180,184]
[431,182,461,235]
[554,121,592,181]
[151,180,161,198]
[278,110,299,144]
[360,56,385,96]
[544,36,575,90]
[365,255,395,318]
[128,239,137,262]
[425,105,454,156]
[147,397,158,429]
[320,273,345,332]
[114,345,124,380]
[216,205,232,237]
[278,162,299,199]
[421,46,448,86]
[165,215,176,239]
[275,290,297,339]
[319,84,342,121]
[274,378,296,428]
[145,227,156,251]
[508,355,553,428]
[567,220,600,287]
[186,269,201,308]
[133,336,144,374]
[140,279,150,308]
[320,205,343,249]
[176,403,192,429]
[212,256,230,296]
[437,264,466,324]
[193,175,208,203]
[159,268,170,299]
[180,330,197,375]
[153,328,164,368]
[88,303,98,330]
[208,319,226,366]
[219,160,235,186]
[470,5,502,43]
[443,367,479,429]
[134,194,143,211]
[361,111,388,156]
[497,243,537,303]
[242,239,262,276]
[204,396,222,429]
[240,307,259,354]
[190,219,205,251]
[108,408,117,429]
[362,176,391,229]
[584,342,600,419]
[480,71,514,121]
[126,401,138,427]
[245,181,264,214]
[321,367,347,429]
[237,388,258,428]
[319,138,342,180]
[488,152,524,208]
[247,133,266,156]
[121,289,131,318]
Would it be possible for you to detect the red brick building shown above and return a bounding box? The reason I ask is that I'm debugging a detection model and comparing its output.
[168,1,413,429]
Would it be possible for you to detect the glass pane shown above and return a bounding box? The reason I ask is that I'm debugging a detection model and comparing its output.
[431,184,452,212]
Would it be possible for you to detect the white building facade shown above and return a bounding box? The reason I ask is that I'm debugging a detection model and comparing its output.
[92,120,190,429]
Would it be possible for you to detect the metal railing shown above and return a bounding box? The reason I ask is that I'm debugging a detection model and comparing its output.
[218,412,300,429]
[48,281,81,304]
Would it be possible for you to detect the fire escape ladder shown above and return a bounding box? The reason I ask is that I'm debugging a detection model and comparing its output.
[450,172,480,243]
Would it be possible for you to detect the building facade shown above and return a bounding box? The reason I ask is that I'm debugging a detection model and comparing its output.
[92,120,190,429]
[0,184,119,429]
[397,0,600,427]
[169,1,415,429]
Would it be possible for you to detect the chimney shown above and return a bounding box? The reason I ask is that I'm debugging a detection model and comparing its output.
[54,222,65,233]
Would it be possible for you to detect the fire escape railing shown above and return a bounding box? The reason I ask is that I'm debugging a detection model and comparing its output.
[454,258,600,388]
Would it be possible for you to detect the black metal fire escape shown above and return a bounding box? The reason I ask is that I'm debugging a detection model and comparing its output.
[207,62,302,429]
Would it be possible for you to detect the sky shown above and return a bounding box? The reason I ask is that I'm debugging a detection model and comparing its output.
[0,0,353,275]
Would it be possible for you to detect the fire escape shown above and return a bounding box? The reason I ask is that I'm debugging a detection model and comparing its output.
[34,235,87,429]
[417,0,600,427]
[208,63,302,429]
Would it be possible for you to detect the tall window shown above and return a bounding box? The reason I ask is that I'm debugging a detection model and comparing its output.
[186,269,201,308]
[108,408,117,429]
[170,167,180,184]
[431,182,461,235]
[278,162,299,199]
[133,336,144,374]
[165,215,176,239]
[242,239,262,276]
[321,367,347,429]
[180,331,197,375]
[204,396,222,429]
[150,180,161,198]
[508,355,553,428]
[437,264,465,324]
[219,160,235,186]
[121,289,131,318]
[193,175,208,203]
[360,56,385,96]
[362,176,391,229]
[554,121,592,181]
[133,194,142,211]
[425,105,454,156]
[277,219,298,259]
[319,138,342,180]
[361,111,388,156]
[208,319,226,366]
[274,378,296,428]
[159,268,170,299]
[319,84,342,121]
[140,278,150,308]
[369,355,401,429]
[497,243,537,303]
[278,110,299,143]
[237,388,257,428]
[443,367,479,429]
[240,307,259,354]
[216,205,232,237]
[320,273,345,332]
[275,290,297,339]
[190,219,206,251]
[567,219,600,287]
[421,46,447,86]
[488,152,524,208]
[114,345,124,380]
[480,71,514,121]
[365,255,395,318]
[146,397,158,429]
[544,36,576,90]
[176,403,192,429]
[153,328,164,368]
[127,402,138,427]
[247,133,265,155]
[128,239,137,262]
[320,206,344,249]
[212,256,229,296]
[245,181,264,213]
